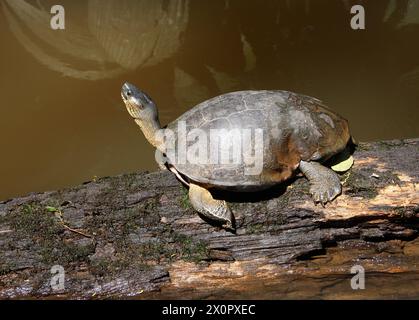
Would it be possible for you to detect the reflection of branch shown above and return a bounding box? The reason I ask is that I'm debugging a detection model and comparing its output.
[174,67,210,108]
[4,0,109,62]
[88,0,189,69]
[386,0,409,27]
[3,0,189,80]
[3,2,124,80]
[399,0,419,26]
[400,66,419,87]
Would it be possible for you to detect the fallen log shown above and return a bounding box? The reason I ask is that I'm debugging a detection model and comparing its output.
[0,139,418,299]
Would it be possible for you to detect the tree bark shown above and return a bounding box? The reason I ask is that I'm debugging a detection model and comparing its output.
[0,139,418,299]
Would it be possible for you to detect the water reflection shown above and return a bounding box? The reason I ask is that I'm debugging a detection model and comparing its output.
[3,0,189,79]
[4,0,419,97]
[0,0,418,200]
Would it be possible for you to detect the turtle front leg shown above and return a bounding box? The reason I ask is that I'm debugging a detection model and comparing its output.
[299,160,342,205]
[188,183,235,231]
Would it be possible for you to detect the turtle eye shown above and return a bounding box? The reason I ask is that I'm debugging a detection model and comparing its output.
[122,90,132,101]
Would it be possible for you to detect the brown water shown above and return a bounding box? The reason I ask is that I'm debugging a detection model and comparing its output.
[0,0,418,201]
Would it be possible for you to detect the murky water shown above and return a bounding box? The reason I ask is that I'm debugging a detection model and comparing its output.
[0,0,418,200]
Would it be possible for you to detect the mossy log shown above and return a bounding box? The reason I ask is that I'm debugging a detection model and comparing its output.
[0,139,418,299]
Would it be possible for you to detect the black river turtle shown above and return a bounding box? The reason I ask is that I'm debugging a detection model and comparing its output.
[121,83,353,231]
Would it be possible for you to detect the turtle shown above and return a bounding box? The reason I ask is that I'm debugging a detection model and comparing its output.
[121,82,354,231]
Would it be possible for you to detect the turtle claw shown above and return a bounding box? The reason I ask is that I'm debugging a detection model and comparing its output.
[222,220,236,233]
[188,183,235,231]
[309,182,341,206]
[300,160,342,206]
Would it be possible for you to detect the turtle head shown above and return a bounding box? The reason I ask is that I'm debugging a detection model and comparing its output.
[121,82,158,122]
[121,82,162,149]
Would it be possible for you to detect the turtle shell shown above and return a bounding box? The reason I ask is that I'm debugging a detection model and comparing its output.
[163,90,350,190]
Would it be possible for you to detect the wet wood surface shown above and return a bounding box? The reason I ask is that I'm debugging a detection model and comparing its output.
[0,139,418,299]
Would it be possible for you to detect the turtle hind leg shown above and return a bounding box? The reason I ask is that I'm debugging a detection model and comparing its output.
[188,183,235,231]
[299,160,342,205]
